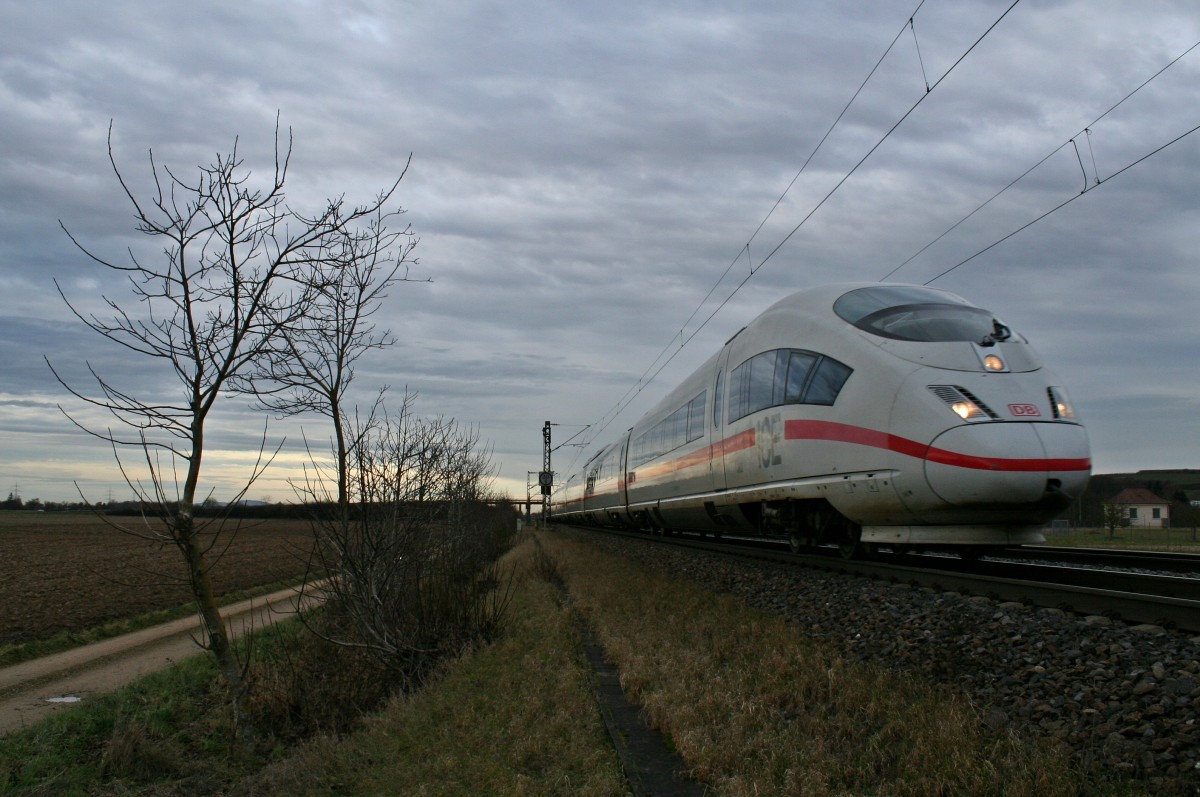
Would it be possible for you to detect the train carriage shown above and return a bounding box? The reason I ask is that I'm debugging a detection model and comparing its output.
[554,283,1090,556]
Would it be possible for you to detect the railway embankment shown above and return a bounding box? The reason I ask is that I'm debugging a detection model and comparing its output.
[564,526,1200,792]
[4,527,1191,794]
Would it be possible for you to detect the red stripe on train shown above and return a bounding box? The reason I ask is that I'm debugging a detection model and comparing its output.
[783,420,1090,472]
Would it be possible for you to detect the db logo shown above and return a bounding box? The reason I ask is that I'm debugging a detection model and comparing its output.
[1008,403,1041,417]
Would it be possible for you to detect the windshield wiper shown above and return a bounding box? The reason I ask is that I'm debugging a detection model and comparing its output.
[979,319,1012,347]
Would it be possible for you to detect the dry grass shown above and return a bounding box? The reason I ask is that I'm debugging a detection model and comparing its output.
[540,530,1145,797]
[1046,526,1200,552]
[247,532,625,797]
[5,523,1153,795]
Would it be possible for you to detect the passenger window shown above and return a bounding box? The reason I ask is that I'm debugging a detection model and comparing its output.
[687,392,706,442]
[631,389,709,466]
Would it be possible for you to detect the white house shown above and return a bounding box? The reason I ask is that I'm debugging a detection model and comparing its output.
[1110,487,1170,529]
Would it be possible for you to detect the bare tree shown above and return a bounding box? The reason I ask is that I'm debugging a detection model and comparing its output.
[294,395,511,687]
[241,158,424,506]
[48,119,414,736]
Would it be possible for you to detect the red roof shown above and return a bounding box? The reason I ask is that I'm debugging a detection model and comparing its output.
[1110,487,1168,506]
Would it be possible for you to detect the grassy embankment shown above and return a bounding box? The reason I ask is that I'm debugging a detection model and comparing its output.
[2,529,1152,796]
[1043,526,1200,552]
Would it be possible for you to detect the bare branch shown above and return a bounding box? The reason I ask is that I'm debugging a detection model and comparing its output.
[237,156,425,505]
[53,118,418,742]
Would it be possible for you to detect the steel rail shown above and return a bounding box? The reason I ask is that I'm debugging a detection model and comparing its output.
[1001,544,1200,574]
[559,525,1200,633]
[873,553,1200,601]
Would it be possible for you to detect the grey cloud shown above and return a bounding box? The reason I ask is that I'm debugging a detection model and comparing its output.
[1,0,1198,500]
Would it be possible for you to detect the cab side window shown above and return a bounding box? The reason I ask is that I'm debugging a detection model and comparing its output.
[784,351,817,401]
[746,352,776,416]
[728,349,852,422]
[805,358,853,405]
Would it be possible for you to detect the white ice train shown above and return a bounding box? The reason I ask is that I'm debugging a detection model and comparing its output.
[554,283,1091,556]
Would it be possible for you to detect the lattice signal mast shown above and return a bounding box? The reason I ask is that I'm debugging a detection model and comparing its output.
[539,421,554,524]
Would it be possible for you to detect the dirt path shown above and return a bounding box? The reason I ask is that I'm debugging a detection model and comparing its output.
[0,585,318,735]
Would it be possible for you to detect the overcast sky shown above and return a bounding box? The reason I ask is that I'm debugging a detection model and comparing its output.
[2,0,1198,504]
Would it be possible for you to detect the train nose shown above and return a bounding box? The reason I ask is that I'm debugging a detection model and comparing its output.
[923,422,1091,507]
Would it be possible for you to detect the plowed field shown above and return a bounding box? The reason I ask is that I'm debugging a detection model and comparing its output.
[0,513,315,646]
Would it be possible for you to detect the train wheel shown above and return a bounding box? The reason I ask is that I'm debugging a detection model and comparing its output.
[788,534,803,553]
[837,525,863,560]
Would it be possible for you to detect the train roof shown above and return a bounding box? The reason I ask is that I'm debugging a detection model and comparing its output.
[574,282,986,465]
[759,282,975,315]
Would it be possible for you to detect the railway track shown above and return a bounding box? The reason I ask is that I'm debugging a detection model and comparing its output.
[1003,544,1200,574]
[566,526,1200,633]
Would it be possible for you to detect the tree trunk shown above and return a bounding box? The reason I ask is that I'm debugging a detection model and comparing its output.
[178,422,254,742]
[332,395,348,508]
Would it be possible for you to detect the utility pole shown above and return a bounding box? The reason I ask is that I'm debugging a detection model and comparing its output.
[525,471,538,520]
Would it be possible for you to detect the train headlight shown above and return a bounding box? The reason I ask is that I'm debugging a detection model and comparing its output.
[972,343,1010,372]
[929,385,996,422]
[951,400,986,420]
[1048,386,1077,420]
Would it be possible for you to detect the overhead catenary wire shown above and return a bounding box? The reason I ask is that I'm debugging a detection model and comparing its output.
[879,37,1200,283]
[921,118,1200,286]
[577,4,927,458]
[569,10,1197,478]
[672,0,928,341]
[752,1,1020,275]
[577,0,1019,454]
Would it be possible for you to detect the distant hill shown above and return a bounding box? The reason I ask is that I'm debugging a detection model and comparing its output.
[1110,468,1200,481]
[1078,470,1200,525]
[1099,468,1195,492]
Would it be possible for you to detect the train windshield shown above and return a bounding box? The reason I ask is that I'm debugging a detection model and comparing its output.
[834,286,1015,343]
